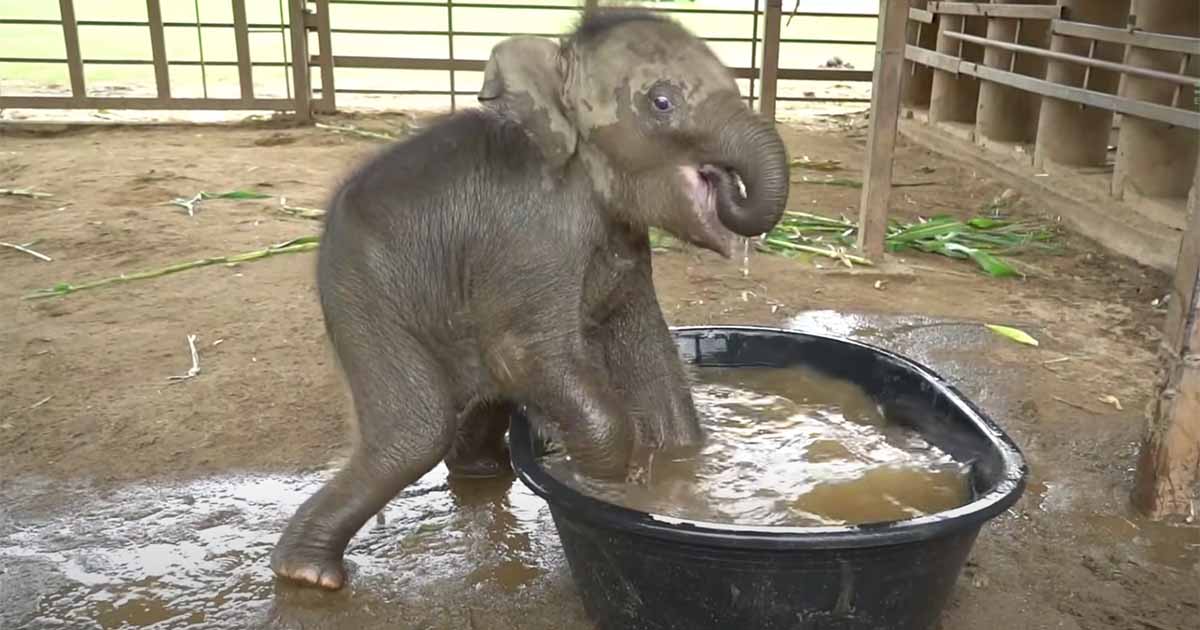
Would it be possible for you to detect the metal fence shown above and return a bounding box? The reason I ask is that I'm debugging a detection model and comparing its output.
[0,0,310,112]
[0,0,880,120]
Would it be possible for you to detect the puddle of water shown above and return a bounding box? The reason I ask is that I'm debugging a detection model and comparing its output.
[544,366,971,527]
[1081,515,1200,572]
[786,309,889,341]
[0,466,560,630]
[1024,478,1200,573]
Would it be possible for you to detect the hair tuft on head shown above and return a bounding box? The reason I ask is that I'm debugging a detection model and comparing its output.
[566,6,671,48]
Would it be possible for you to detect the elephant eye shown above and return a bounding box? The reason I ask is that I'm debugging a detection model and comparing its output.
[651,95,673,113]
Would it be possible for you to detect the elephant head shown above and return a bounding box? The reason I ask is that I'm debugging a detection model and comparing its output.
[478,9,790,257]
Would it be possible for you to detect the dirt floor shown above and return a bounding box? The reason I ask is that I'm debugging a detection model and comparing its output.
[1,111,1197,630]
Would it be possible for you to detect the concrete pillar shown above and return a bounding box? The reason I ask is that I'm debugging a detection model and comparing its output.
[929,2,989,124]
[975,1,1056,144]
[1034,0,1132,169]
[1112,0,1200,200]
[902,0,939,108]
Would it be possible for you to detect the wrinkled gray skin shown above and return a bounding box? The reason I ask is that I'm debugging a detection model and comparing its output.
[272,9,789,591]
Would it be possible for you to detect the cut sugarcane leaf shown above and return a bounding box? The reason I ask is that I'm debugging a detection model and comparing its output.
[204,190,271,200]
[986,324,1039,346]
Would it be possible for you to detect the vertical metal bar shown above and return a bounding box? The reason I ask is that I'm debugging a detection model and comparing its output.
[58,0,86,100]
[447,0,457,111]
[315,0,336,113]
[232,0,254,102]
[748,0,760,111]
[1008,17,1021,73]
[1081,38,1096,91]
[953,3,966,61]
[1170,53,1188,108]
[759,0,782,122]
[146,0,170,98]
[193,0,208,98]
[912,21,923,76]
[288,0,313,120]
[279,0,292,98]
[858,0,910,261]
[956,18,965,60]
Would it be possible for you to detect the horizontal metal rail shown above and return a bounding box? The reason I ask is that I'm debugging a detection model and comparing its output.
[0,57,292,68]
[326,0,876,18]
[0,21,874,47]
[327,54,870,81]
[943,30,1200,87]
[0,95,296,110]
[905,45,1200,130]
[332,55,484,71]
[318,85,869,104]
[1050,19,1200,56]
[0,18,288,30]
[320,26,875,46]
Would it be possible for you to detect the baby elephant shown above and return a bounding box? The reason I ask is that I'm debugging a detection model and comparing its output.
[272,8,790,590]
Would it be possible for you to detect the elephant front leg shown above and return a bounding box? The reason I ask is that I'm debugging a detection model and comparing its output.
[598,274,704,455]
[495,335,634,481]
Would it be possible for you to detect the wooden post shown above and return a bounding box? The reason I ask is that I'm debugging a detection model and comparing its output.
[446,0,457,111]
[857,0,910,260]
[232,0,255,103]
[314,0,336,114]
[1133,160,1200,519]
[59,0,86,102]
[288,0,313,122]
[146,0,171,99]
[758,0,783,123]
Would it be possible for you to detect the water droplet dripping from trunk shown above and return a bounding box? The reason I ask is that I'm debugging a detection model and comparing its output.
[741,236,752,278]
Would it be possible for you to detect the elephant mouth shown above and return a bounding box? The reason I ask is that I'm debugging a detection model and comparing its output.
[679,164,748,258]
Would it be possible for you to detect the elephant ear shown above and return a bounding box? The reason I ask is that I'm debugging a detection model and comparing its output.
[478,36,577,168]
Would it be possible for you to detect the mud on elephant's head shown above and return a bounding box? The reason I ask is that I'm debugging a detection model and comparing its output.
[478,9,790,257]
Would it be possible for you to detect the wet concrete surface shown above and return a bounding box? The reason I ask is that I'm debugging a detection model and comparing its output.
[1,468,589,629]
[2,310,1195,629]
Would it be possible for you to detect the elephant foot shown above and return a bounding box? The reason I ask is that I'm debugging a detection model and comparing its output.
[270,543,348,591]
[445,450,513,479]
[446,399,514,480]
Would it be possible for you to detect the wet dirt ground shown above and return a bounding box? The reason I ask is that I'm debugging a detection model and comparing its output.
[2,112,1198,629]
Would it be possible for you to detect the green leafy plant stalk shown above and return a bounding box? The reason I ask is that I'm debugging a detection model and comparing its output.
[24,236,319,300]
[761,211,1057,277]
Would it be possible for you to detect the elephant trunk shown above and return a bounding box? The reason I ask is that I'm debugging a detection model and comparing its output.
[706,103,790,237]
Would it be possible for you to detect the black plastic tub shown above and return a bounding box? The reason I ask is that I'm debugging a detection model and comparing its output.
[509,326,1028,630]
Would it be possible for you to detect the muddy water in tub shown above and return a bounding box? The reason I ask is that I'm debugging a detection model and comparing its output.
[543,367,972,527]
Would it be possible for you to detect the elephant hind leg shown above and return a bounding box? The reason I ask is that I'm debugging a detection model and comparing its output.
[271,333,456,591]
[444,399,515,479]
